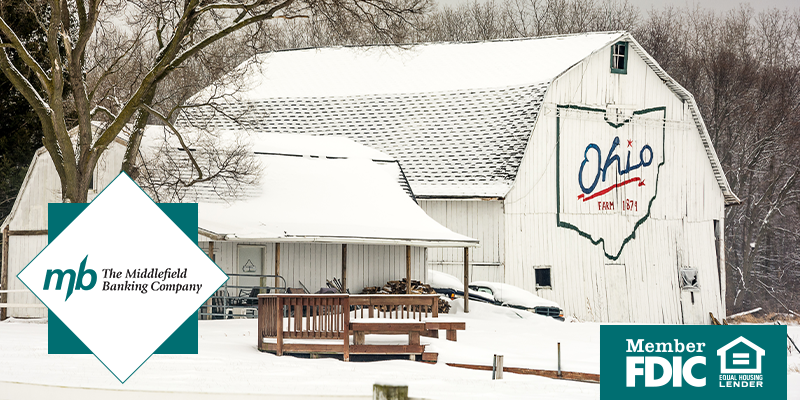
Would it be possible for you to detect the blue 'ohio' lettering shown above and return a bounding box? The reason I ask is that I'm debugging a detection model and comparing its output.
[578,137,653,194]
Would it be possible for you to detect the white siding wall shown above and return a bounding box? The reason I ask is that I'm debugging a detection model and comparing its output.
[2,139,432,317]
[504,44,726,323]
[418,200,504,282]
[6,235,48,317]
[3,142,129,317]
[200,242,426,294]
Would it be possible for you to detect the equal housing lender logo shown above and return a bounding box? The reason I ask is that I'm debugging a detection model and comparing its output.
[17,173,228,383]
[601,325,787,399]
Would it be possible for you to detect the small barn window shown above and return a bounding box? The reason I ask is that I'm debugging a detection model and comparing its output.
[679,268,699,292]
[535,266,552,289]
[611,42,628,74]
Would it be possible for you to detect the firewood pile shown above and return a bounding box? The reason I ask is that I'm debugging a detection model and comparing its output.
[361,278,451,314]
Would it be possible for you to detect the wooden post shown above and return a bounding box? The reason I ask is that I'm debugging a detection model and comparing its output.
[257,296,265,351]
[1,226,9,321]
[343,296,350,362]
[463,247,470,313]
[493,355,504,380]
[274,243,281,291]
[714,219,726,315]
[276,296,283,356]
[341,244,347,294]
[205,241,214,320]
[557,342,562,378]
[406,245,411,294]
[373,384,408,400]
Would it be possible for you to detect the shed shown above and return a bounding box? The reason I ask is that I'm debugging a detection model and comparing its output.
[0,129,478,319]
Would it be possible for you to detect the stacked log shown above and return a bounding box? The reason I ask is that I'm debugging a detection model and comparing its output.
[361,279,451,314]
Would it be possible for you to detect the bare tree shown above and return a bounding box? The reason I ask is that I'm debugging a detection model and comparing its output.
[0,0,431,204]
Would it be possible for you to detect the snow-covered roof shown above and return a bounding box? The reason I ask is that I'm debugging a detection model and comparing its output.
[184,132,478,247]
[181,32,624,198]
[178,31,736,203]
[194,32,623,99]
[183,83,547,198]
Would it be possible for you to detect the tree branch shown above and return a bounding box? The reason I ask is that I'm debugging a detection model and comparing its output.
[0,17,52,92]
[169,0,295,69]
[140,103,205,185]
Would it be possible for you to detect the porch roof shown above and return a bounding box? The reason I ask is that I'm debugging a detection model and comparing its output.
[195,133,478,248]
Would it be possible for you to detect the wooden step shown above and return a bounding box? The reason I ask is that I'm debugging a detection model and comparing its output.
[349,344,425,354]
[350,322,427,333]
[421,352,438,363]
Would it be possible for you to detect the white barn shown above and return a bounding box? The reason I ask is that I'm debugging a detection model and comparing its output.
[177,31,739,324]
[1,31,737,324]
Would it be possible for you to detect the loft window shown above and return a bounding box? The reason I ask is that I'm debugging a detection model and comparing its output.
[535,266,552,289]
[611,42,628,74]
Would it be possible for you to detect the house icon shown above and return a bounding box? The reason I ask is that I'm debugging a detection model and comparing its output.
[717,336,765,374]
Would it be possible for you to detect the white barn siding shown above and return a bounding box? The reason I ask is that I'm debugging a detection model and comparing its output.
[6,235,48,317]
[2,141,129,317]
[418,200,505,282]
[504,44,725,323]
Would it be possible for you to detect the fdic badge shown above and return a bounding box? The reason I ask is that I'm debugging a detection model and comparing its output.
[600,325,787,399]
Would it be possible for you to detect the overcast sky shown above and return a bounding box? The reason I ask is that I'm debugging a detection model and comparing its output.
[437,0,799,11]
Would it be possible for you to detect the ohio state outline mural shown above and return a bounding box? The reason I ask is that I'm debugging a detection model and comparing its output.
[555,105,666,260]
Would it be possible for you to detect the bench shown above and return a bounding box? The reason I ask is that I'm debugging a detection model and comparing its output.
[423,321,466,341]
[349,294,464,341]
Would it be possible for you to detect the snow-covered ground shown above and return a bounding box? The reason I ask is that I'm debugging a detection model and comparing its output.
[0,302,797,399]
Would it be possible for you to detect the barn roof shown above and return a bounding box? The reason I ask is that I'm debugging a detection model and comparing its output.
[178,32,736,204]
[181,32,623,198]
[140,129,478,247]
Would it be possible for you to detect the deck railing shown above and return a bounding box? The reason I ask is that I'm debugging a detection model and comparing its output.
[258,294,350,360]
[257,293,444,361]
[350,294,439,320]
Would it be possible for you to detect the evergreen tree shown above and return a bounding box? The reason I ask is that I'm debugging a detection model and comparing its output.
[0,0,47,221]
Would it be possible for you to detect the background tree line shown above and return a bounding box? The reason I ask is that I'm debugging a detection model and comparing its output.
[1,0,798,316]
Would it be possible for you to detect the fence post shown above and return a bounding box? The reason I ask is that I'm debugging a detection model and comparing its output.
[463,247,469,313]
[373,384,408,400]
[557,342,562,378]
[492,354,504,380]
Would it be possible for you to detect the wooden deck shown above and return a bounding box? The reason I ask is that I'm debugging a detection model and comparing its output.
[257,294,464,362]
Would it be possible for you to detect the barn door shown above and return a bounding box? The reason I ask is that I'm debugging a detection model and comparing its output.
[604,264,631,322]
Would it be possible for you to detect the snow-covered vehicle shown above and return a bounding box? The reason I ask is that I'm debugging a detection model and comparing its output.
[427,270,564,320]
[469,281,564,321]
[427,270,498,304]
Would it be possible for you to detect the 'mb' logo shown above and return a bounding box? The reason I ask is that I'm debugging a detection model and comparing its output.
[43,255,97,301]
